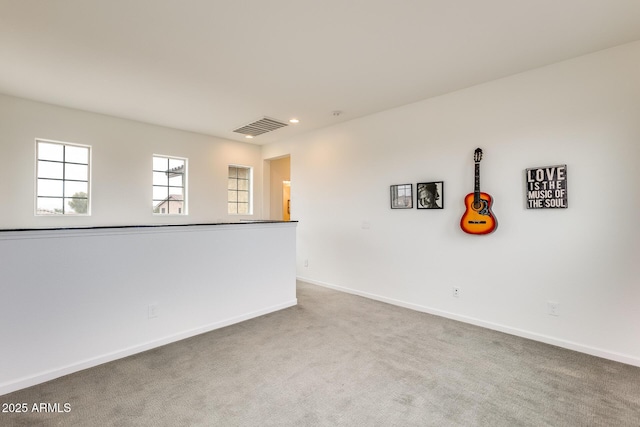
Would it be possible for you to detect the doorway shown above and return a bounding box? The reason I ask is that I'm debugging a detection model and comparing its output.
[267,155,291,220]
[282,181,291,221]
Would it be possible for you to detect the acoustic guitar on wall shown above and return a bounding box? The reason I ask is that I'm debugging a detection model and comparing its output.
[460,148,497,235]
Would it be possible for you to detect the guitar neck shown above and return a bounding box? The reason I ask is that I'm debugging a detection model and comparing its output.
[474,162,481,202]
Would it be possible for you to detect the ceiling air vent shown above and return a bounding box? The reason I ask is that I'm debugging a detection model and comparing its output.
[233,117,288,137]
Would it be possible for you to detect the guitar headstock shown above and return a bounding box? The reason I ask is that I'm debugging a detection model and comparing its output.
[474,148,483,163]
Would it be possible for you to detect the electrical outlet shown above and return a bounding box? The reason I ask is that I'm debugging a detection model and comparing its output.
[148,303,159,319]
[547,301,559,316]
[452,287,460,298]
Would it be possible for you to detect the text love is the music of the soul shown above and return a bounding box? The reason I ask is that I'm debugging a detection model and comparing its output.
[525,165,567,209]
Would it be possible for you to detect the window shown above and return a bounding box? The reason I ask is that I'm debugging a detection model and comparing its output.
[228,165,252,214]
[36,140,90,215]
[153,155,187,215]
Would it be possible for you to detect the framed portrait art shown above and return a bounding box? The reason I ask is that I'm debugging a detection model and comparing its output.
[390,184,413,209]
[416,181,443,209]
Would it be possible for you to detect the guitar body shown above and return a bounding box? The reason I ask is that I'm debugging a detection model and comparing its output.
[460,192,497,235]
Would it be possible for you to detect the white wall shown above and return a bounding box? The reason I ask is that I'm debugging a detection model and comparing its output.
[0,94,264,229]
[0,223,298,395]
[264,41,640,366]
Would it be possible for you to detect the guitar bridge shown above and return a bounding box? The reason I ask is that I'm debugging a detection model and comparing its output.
[468,220,487,224]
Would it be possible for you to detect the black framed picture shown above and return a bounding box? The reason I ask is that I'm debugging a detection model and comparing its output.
[525,165,567,209]
[390,184,413,209]
[416,181,443,209]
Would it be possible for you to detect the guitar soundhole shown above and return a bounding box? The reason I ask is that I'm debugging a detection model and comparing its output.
[472,201,482,211]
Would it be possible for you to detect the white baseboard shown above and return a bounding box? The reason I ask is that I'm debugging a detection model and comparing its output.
[0,299,297,396]
[298,276,640,368]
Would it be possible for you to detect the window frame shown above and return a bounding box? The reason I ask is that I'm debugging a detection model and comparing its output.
[152,154,188,216]
[35,138,91,216]
[228,164,253,215]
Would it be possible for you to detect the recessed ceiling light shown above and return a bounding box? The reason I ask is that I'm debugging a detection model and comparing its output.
[245,135,254,139]
[289,118,299,124]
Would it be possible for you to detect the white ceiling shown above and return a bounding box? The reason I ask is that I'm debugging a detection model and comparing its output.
[2,0,640,145]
